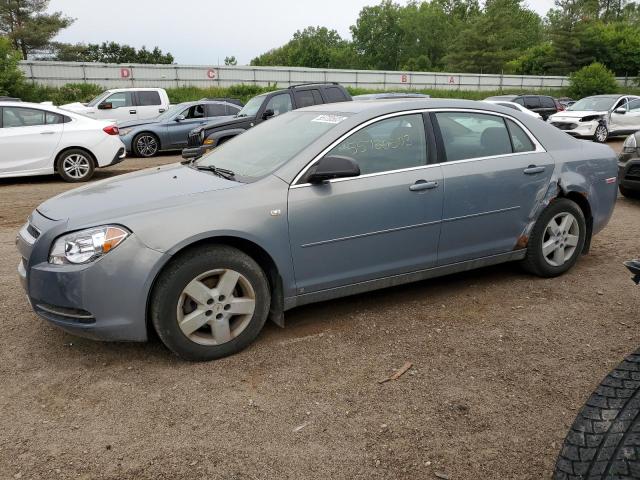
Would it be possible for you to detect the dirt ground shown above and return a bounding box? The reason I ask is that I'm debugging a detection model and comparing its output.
[1,141,638,480]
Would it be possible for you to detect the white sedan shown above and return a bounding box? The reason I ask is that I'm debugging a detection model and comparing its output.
[0,101,126,182]
[483,100,542,119]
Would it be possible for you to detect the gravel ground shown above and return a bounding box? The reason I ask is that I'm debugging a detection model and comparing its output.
[1,141,639,480]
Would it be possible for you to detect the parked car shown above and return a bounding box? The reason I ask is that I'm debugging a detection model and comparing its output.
[0,101,125,182]
[353,93,431,100]
[483,100,542,119]
[548,94,640,143]
[118,100,242,157]
[618,131,640,198]
[182,82,351,157]
[556,97,575,108]
[553,259,640,479]
[484,94,562,120]
[60,88,170,122]
[17,99,618,360]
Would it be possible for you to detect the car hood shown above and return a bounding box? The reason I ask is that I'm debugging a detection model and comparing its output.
[550,110,608,120]
[37,163,239,222]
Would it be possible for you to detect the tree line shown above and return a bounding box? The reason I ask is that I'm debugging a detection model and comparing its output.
[251,0,640,76]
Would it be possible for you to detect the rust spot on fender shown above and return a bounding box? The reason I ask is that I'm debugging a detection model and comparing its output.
[515,235,529,249]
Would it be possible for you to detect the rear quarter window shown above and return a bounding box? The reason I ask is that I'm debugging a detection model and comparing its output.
[541,97,556,108]
[324,87,348,103]
[137,91,162,106]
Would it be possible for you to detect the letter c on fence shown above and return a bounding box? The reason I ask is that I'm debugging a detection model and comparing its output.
[207,69,217,80]
[120,68,131,79]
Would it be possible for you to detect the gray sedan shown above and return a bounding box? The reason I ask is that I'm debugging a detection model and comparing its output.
[17,99,618,361]
[118,100,242,157]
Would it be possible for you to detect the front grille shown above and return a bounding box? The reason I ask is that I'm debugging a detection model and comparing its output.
[627,165,640,180]
[187,130,203,147]
[551,122,578,131]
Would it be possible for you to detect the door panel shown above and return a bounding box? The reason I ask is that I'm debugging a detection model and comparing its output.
[433,111,554,265]
[136,91,163,120]
[167,104,208,147]
[610,98,640,133]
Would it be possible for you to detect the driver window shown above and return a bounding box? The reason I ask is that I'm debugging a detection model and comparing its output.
[615,98,628,110]
[181,104,205,119]
[326,114,427,175]
[264,94,293,117]
[105,92,133,109]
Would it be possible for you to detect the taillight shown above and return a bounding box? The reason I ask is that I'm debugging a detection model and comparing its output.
[103,125,119,135]
[557,103,565,111]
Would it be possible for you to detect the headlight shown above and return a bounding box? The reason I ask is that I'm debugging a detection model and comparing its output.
[119,128,133,136]
[49,226,130,265]
[580,114,604,122]
[623,134,637,153]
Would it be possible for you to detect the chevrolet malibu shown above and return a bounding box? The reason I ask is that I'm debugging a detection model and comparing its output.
[16,99,618,361]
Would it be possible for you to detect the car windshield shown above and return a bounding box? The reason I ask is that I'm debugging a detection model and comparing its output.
[568,97,617,112]
[195,111,350,180]
[236,95,265,117]
[86,92,108,107]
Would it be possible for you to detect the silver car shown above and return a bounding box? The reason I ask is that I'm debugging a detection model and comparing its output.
[16,99,618,361]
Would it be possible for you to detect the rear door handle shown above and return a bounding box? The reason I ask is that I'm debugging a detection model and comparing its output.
[409,180,439,191]
[40,131,55,135]
[129,109,137,114]
[524,165,545,174]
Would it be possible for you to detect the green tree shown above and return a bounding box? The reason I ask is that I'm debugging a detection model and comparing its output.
[224,56,237,66]
[0,36,23,96]
[350,1,404,70]
[52,42,173,64]
[0,0,73,59]
[567,62,618,97]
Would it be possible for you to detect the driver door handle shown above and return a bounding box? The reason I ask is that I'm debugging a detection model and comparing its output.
[129,109,137,114]
[409,180,439,191]
[524,165,545,175]
[40,131,55,135]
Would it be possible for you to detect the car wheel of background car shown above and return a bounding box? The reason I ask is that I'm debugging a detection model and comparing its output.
[133,133,159,157]
[620,185,640,199]
[56,149,95,182]
[150,245,271,361]
[594,124,609,143]
[522,198,586,277]
[553,348,640,479]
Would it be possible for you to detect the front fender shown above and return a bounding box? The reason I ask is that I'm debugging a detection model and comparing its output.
[205,128,246,146]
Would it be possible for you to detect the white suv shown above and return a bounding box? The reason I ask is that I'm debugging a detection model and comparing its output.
[60,88,170,122]
[0,101,126,182]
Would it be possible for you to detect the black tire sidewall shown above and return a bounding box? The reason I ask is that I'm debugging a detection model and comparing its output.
[150,246,270,361]
[524,198,586,277]
[56,149,95,182]
[133,133,159,157]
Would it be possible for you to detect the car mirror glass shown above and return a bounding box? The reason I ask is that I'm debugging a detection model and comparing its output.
[262,109,274,120]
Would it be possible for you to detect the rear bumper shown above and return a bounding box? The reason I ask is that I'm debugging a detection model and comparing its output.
[104,147,126,167]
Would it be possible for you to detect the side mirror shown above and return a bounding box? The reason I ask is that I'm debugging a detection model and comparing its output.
[615,108,626,115]
[175,114,185,122]
[181,146,205,160]
[98,102,113,110]
[262,109,275,120]
[307,156,360,184]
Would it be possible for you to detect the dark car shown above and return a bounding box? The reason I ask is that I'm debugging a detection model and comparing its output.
[618,131,640,198]
[484,94,563,120]
[182,83,351,157]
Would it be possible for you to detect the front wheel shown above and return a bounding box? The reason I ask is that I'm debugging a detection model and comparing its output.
[150,245,271,361]
[553,349,640,479]
[57,149,95,182]
[593,124,608,143]
[522,198,586,277]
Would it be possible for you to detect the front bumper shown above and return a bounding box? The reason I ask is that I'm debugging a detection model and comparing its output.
[16,211,168,342]
[619,156,640,192]
[549,120,599,137]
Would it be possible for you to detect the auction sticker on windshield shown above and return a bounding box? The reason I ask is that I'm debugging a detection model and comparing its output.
[312,115,348,124]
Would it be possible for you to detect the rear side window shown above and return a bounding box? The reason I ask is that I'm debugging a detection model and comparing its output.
[137,91,161,106]
[294,90,316,108]
[327,113,427,175]
[506,119,535,153]
[524,96,541,109]
[2,107,45,128]
[325,87,348,103]
[206,103,227,117]
[434,112,512,161]
[541,97,556,108]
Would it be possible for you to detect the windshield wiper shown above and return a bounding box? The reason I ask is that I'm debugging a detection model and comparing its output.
[195,164,236,180]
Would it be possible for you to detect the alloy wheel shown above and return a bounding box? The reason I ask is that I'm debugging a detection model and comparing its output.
[595,125,608,142]
[136,135,158,156]
[541,212,580,267]
[61,153,91,179]
[176,268,256,346]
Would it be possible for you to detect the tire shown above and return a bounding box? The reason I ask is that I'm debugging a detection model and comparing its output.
[522,198,586,277]
[56,149,95,182]
[150,245,270,361]
[132,133,160,157]
[620,185,640,199]
[553,349,640,479]
[594,124,609,143]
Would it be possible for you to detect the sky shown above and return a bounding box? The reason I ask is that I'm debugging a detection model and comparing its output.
[48,0,557,65]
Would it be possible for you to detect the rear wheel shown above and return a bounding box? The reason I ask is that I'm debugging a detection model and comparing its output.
[133,133,159,157]
[56,149,95,182]
[522,198,586,277]
[593,124,608,143]
[150,245,270,361]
